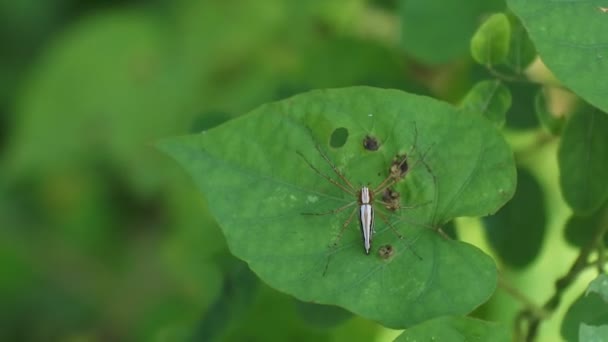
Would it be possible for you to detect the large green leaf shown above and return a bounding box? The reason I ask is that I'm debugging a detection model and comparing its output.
[558,106,608,215]
[483,168,546,268]
[395,316,510,341]
[399,0,505,64]
[159,87,516,328]
[507,0,608,113]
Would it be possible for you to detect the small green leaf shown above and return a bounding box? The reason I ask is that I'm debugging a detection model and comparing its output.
[483,168,546,268]
[561,274,608,342]
[564,201,608,248]
[507,0,608,113]
[460,79,512,127]
[159,87,516,328]
[471,13,511,65]
[395,316,510,341]
[535,89,565,135]
[505,13,536,73]
[558,106,608,215]
[400,0,505,64]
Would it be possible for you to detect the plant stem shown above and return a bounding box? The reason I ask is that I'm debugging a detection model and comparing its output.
[519,222,608,341]
[498,275,547,319]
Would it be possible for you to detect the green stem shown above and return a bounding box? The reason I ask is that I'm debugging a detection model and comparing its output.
[498,275,547,318]
[520,222,608,341]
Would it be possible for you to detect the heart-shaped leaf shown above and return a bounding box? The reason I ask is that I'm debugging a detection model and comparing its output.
[159,87,516,328]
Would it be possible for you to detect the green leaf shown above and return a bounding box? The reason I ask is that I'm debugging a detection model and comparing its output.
[561,274,608,342]
[483,168,546,268]
[564,201,608,248]
[558,106,608,215]
[7,10,200,193]
[159,87,516,328]
[460,79,512,127]
[399,0,505,64]
[191,261,259,341]
[507,1,608,113]
[394,316,510,341]
[294,300,353,329]
[535,88,565,135]
[471,13,511,65]
[505,13,536,73]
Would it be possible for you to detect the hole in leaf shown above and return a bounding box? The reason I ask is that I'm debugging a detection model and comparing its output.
[362,135,380,151]
[329,127,348,148]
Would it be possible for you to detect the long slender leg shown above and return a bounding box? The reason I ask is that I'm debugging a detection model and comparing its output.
[372,123,419,194]
[373,141,435,195]
[301,201,357,216]
[373,174,396,195]
[388,214,435,230]
[322,206,358,276]
[312,144,357,191]
[394,122,419,174]
[376,210,422,260]
[332,206,358,245]
[377,200,432,211]
[375,209,403,239]
[296,150,356,195]
[372,121,437,194]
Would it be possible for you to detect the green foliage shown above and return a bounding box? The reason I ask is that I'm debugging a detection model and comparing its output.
[395,316,510,341]
[399,0,505,64]
[294,301,353,329]
[159,87,516,328]
[561,274,608,341]
[558,106,608,215]
[504,13,536,73]
[460,79,512,127]
[508,0,608,113]
[470,13,511,65]
[2,1,608,341]
[564,202,608,248]
[483,168,546,268]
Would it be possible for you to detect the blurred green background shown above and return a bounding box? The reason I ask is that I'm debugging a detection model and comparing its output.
[1,0,574,341]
